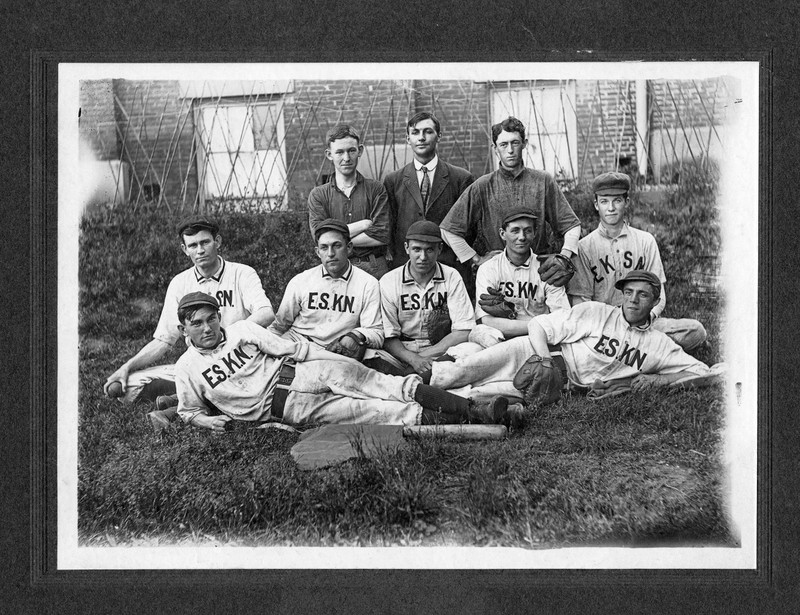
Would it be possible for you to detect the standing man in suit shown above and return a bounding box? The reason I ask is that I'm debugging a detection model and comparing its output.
[383,112,475,290]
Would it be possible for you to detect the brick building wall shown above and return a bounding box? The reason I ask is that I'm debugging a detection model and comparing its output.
[575,80,639,182]
[79,79,118,160]
[112,79,198,209]
[649,78,728,130]
[80,77,730,213]
[282,79,414,208]
[411,80,492,176]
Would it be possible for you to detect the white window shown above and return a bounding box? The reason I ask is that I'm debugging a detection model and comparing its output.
[491,82,578,183]
[194,100,288,210]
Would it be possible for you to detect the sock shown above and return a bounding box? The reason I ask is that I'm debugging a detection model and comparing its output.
[413,383,470,416]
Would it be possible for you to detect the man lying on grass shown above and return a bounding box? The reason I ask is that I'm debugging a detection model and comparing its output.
[173,292,514,431]
[103,216,275,413]
[427,270,725,403]
[568,171,706,351]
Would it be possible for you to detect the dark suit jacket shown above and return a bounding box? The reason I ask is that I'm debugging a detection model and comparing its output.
[384,159,475,270]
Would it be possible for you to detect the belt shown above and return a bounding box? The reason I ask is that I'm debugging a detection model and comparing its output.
[270,363,296,418]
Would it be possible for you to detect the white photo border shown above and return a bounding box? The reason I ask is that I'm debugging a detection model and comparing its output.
[58,61,760,570]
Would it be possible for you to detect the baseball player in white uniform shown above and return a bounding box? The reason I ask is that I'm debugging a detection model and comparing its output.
[103,216,275,408]
[568,172,707,351]
[174,292,512,429]
[379,220,476,375]
[268,218,384,358]
[471,207,570,349]
[429,271,723,400]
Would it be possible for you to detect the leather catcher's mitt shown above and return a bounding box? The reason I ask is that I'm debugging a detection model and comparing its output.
[478,287,516,319]
[512,355,563,407]
[325,332,368,361]
[536,253,576,287]
[425,307,452,346]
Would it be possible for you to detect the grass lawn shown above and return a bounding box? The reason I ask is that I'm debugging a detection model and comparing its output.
[77,188,735,549]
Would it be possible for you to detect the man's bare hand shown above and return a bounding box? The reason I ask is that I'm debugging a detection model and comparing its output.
[191,414,233,431]
[529,284,550,317]
[406,354,433,375]
[104,366,130,396]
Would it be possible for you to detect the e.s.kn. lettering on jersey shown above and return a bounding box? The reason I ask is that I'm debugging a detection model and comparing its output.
[590,251,646,283]
[201,343,254,388]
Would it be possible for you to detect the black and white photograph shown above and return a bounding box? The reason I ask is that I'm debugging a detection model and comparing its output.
[57,62,758,570]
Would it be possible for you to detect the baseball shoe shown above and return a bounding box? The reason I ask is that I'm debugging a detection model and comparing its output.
[155,394,178,412]
[467,395,509,424]
[502,403,527,429]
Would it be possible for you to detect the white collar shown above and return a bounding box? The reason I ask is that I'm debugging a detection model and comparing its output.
[414,154,438,173]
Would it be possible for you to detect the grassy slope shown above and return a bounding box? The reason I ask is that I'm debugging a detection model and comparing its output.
[78,187,732,547]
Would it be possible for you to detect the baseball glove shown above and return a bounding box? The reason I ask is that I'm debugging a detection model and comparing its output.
[425,307,452,346]
[536,253,576,287]
[478,287,516,319]
[325,332,368,361]
[512,355,563,407]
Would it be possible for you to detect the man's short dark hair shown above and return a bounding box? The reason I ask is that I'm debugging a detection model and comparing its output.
[177,304,219,325]
[326,123,361,146]
[407,112,441,135]
[491,117,526,144]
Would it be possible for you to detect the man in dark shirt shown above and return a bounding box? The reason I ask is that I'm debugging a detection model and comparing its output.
[307,124,391,279]
[440,116,582,284]
[383,112,475,286]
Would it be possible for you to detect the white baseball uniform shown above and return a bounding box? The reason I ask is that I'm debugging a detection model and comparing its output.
[122,257,273,403]
[380,262,475,353]
[175,320,422,426]
[154,257,273,346]
[475,249,570,321]
[430,302,712,393]
[268,263,384,349]
[569,223,706,350]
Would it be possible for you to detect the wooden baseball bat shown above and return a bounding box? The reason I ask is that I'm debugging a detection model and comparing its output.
[402,424,507,440]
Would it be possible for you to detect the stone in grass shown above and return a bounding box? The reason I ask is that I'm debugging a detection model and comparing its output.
[290,424,406,470]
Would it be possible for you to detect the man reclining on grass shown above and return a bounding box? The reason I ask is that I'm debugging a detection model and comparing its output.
[103,216,275,414]
[568,171,706,351]
[427,270,725,403]
[173,292,514,431]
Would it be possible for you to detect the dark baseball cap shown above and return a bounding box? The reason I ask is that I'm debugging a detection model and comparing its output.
[502,207,537,227]
[177,291,220,312]
[614,270,661,295]
[405,220,442,243]
[177,216,219,237]
[592,172,631,196]
[314,218,351,242]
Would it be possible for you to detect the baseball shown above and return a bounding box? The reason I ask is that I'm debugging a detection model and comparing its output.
[107,381,123,398]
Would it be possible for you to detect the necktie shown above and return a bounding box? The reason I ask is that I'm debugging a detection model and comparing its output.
[420,166,431,210]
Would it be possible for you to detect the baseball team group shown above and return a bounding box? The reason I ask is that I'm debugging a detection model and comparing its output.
[102,113,725,432]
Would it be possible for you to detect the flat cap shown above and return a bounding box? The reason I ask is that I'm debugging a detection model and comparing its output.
[592,172,631,196]
[177,216,219,237]
[502,207,538,227]
[314,218,351,242]
[614,270,661,294]
[405,220,442,243]
[177,291,220,312]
